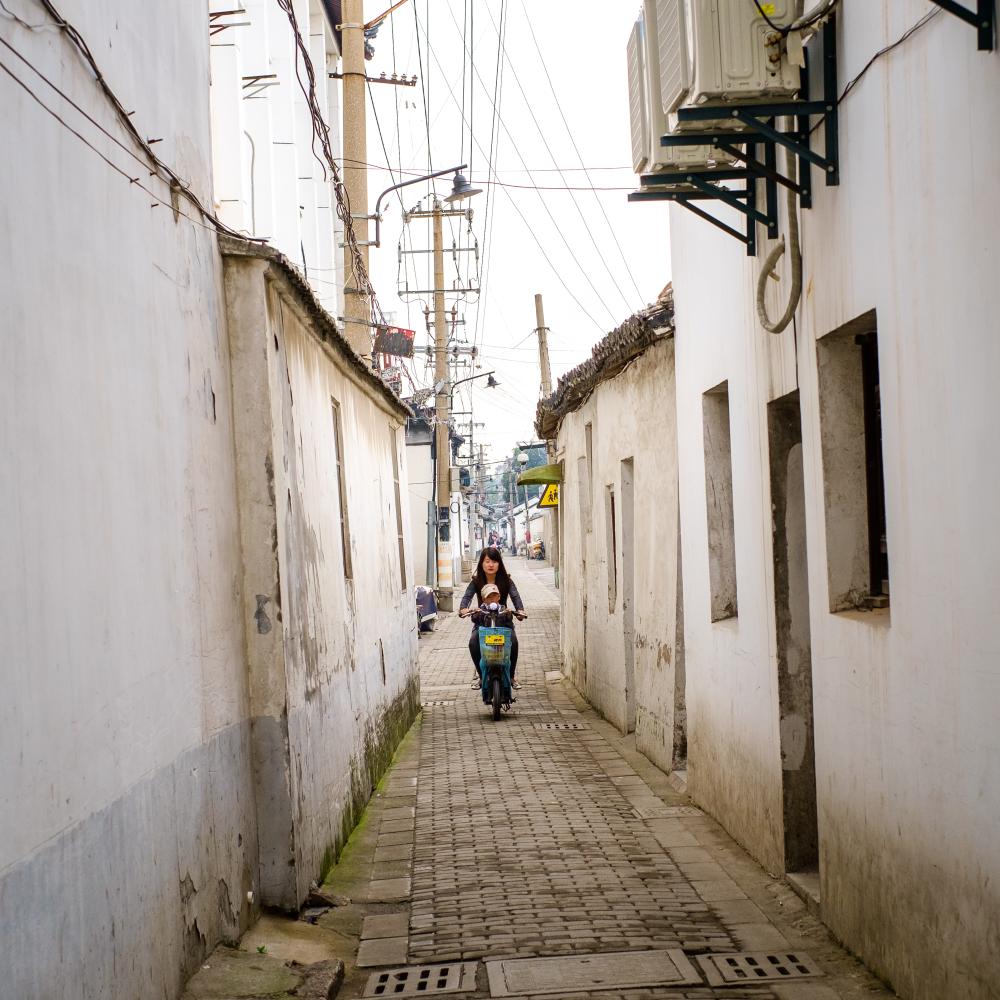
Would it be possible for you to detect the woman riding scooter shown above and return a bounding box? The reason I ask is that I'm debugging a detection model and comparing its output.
[458,546,527,689]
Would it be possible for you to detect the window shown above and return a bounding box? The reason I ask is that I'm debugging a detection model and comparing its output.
[390,429,406,591]
[584,422,594,533]
[605,485,618,612]
[331,398,353,579]
[817,310,889,611]
[702,381,737,621]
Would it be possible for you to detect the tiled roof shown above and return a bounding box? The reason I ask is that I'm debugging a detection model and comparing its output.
[219,236,410,418]
[534,287,674,439]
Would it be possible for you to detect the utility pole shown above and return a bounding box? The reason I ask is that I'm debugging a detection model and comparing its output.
[534,293,559,582]
[341,0,372,358]
[535,293,553,398]
[432,200,454,608]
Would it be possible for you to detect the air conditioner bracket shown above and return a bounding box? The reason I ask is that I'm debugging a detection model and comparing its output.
[629,164,777,257]
[628,13,840,256]
[930,0,995,50]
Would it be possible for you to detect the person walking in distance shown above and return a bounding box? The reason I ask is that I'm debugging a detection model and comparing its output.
[458,546,527,689]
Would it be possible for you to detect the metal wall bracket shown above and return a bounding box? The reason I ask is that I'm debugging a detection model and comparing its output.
[930,0,995,50]
[629,161,773,256]
[628,13,839,256]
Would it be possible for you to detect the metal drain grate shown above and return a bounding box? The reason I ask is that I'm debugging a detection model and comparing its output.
[364,961,476,996]
[486,950,701,996]
[696,952,824,986]
[421,700,455,707]
[534,722,587,731]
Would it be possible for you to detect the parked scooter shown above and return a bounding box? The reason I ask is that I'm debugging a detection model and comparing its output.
[475,603,517,720]
[414,585,437,633]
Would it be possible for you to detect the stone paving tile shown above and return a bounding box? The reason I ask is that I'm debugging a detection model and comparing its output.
[364,877,411,902]
[407,563,738,980]
[356,936,408,967]
[335,560,896,1000]
[361,912,410,940]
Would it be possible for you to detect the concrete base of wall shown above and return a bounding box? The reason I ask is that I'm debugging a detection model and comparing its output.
[0,721,258,1000]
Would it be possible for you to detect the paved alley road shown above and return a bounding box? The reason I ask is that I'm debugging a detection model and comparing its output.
[325,560,894,1000]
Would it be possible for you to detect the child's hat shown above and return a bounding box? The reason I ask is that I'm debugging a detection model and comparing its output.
[482,582,500,597]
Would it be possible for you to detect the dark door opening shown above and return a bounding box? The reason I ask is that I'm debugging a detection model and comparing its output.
[768,390,819,877]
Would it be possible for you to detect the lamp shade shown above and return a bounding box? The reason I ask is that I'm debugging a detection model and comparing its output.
[444,171,482,203]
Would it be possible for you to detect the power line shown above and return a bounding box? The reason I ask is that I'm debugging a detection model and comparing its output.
[0,9,253,244]
[413,11,608,333]
[441,0,620,328]
[480,0,636,315]
[339,157,634,174]
[471,0,508,358]
[273,0,388,326]
[0,56,227,236]
[517,0,645,303]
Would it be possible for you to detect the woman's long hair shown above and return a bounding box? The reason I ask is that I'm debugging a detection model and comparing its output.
[471,546,512,604]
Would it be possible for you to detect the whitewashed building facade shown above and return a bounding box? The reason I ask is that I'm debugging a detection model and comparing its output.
[0,2,417,997]
[544,4,1000,998]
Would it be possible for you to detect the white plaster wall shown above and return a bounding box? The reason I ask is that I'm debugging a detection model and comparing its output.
[668,3,1000,995]
[555,339,680,759]
[210,0,345,316]
[266,287,419,899]
[0,3,256,996]
[405,440,434,587]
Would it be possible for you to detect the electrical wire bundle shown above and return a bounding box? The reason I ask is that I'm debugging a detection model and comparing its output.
[274,0,389,331]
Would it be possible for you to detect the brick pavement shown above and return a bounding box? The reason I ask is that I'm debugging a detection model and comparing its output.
[325,559,895,1000]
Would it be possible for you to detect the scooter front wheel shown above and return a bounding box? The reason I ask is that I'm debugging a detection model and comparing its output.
[492,677,501,721]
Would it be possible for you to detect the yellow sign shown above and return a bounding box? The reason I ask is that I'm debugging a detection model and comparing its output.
[759,2,777,13]
[538,483,560,508]
[484,634,506,646]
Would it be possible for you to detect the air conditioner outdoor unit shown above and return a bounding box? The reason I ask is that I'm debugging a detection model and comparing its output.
[657,0,801,132]
[628,0,726,174]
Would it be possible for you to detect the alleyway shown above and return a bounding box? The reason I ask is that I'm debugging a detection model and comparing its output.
[322,561,895,1000]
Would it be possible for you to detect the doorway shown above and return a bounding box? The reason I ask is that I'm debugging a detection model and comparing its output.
[767,391,819,877]
[621,459,636,733]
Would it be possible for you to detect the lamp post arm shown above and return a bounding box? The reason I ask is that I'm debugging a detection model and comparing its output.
[373,164,466,247]
[448,370,496,409]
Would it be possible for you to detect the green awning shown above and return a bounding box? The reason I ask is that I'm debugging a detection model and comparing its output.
[516,463,562,486]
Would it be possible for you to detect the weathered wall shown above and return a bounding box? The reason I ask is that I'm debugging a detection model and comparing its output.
[405,430,434,587]
[668,3,1000,996]
[556,338,680,772]
[224,254,419,909]
[210,0,345,318]
[0,3,258,997]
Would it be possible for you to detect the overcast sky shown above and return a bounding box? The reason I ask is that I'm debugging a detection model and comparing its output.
[362,0,671,465]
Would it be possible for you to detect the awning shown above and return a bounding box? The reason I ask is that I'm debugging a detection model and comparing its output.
[516,463,562,486]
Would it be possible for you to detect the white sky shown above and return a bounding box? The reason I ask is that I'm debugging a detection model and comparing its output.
[362,0,671,465]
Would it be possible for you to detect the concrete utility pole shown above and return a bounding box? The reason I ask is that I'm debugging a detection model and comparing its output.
[534,293,559,581]
[432,200,454,608]
[535,293,553,398]
[341,0,372,358]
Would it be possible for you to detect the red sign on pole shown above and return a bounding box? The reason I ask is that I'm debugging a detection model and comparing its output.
[374,325,416,358]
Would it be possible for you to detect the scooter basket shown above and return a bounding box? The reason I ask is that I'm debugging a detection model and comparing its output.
[478,627,511,667]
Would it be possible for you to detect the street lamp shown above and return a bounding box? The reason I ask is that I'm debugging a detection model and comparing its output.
[449,369,498,408]
[517,451,530,557]
[370,164,467,249]
[444,171,483,203]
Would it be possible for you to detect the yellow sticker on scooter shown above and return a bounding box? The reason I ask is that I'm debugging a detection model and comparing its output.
[484,635,505,646]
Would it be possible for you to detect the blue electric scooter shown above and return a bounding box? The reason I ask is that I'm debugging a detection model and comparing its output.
[475,603,516,720]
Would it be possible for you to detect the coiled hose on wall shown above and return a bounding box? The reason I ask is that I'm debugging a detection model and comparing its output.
[755,127,802,334]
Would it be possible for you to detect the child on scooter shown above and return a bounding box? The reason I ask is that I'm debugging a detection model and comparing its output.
[470,582,512,625]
